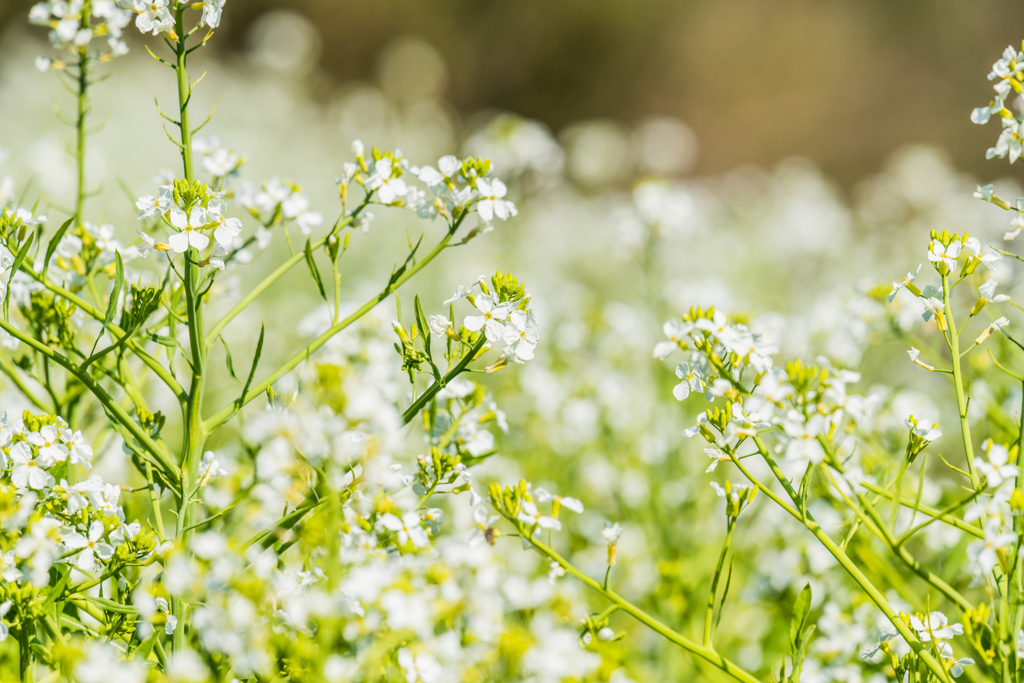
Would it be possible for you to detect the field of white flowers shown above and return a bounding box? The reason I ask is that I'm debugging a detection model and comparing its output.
[3,3,1024,682]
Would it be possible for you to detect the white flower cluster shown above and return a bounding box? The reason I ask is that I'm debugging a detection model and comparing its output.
[135,180,242,257]
[337,142,518,231]
[439,277,539,363]
[972,44,1024,161]
[29,0,132,67]
[120,0,225,37]
[0,411,158,593]
[654,308,778,398]
[235,177,323,237]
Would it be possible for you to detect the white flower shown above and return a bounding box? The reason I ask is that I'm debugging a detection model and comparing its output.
[888,264,921,302]
[475,178,516,223]
[673,361,705,401]
[418,155,460,186]
[380,511,429,547]
[988,117,1024,163]
[467,507,498,547]
[136,188,171,219]
[516,501,561,530]
[0,601,10,642]
[464,295,513,342]
[212,215,242,248]
[137,230,157,258]
[927,239,961,270]
[534,487,584,513]
[967,520,1017,576]
[397,648,442,683]
[949,657,975,678]
[502,309,539,361]
[922,297,945,324]
[62,520,114,572]
[980,279,1011,303]
[26,425,68,463]
[197,451,226,488]
[602,521,622,543]
[976,317,1010,345]
[964,236,1002,269]
[782,414,827,465]
[168,207,210,253]
[906,417,941,442]
[133,0,174,36]
[200,0,226,28]
[367,158,408,204]
[442,284,475,306]
[10,441,55,490]
[974,440,1019,488]
[704,448,731,473]
[909,611,964,642]
[282,193,323,235]
[427,314,451,337]
[653,319,693,359]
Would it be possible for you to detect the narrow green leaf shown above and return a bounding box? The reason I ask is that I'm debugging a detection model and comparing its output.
[104,250,124,327]
[241,324,265,402]
[304,238,327,302]
[414,294,433,363]
[43,216,75,279]
[5,235,34,322]
[790,583,812,651]
[220,334,239,381]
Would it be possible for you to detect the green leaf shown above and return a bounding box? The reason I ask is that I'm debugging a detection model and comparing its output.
[133,629,160,662]
[5,234,34,322]
[42,216,75,279]
[40,565,70,609]
[414,294,436,367]
[104,250,124,327]
[790,583,812,651]
[220,335,239,381]
[304,238,327,302]
[241,324,265,402]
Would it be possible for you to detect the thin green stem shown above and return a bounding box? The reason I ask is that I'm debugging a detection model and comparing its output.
[942,272,980,489]
[172,5,203,654]
[514,526,760,683]
[204,222,461,433]
[703,518,734,647]
[747,436,954,682]
[75,37,89,229]
[403,335,487,425]
[0,317,179,480]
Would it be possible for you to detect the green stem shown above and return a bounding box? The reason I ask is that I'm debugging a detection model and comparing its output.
[204,222,461,433]
[703,518,734,647]
[403,335,487,424]
[748,437,953,682]
[172,5,203,654]
[861,482,983,539]
[1011,379,1024,670]
[0,317,178,480]
[75,5,91,229]
[514,524,760,683]
[942,272,980,489]
[204,197,372,345]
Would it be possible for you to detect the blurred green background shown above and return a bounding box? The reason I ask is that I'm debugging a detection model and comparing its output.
[5,0,1024,186]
